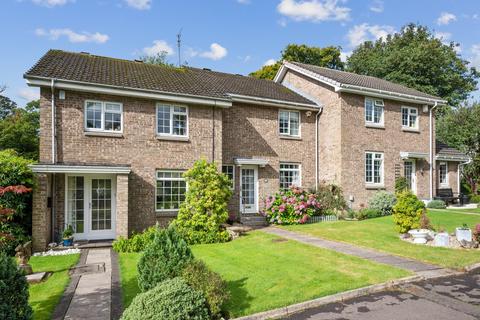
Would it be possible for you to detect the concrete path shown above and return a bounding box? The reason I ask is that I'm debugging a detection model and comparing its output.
[284,270,480,320]
[64,248,112,320]
[264,227,443,274]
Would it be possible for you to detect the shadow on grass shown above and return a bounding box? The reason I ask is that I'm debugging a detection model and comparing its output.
[224,277,253,318]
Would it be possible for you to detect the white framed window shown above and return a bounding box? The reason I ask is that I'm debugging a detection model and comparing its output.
[401,106,419,129]
[439,162,448,187]
[365,152,384,185]
[85,101,123,132]
[155,170,187,212]
[279,110,300,137]
[222,165,235,190]
[279,163,301,189]
[365,98,384,126]
[156,104,188,137]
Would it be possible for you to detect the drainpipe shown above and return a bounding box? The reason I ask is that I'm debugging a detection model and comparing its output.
[50,79,56,242]
[315,106,324,191]
[429,102,438,200]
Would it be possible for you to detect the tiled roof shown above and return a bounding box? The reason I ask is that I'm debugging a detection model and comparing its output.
[436,141,468,158]
[287,61,443,101]
[24,50,316,105]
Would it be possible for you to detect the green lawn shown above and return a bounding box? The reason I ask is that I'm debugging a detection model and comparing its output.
[29,254,80,320]
[283,210,480,270]
[119,231,410,318]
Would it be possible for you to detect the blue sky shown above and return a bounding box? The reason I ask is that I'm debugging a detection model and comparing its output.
[1,0,479,104]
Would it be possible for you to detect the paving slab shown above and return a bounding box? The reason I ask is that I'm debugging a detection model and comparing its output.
[263,227,441,273]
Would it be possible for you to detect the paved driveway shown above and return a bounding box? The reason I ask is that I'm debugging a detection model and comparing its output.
[284,270,480,320]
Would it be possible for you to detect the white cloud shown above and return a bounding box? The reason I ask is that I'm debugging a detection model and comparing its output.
[35,28,109,43]
[470,44,480,69]
[31,0,74,7]
[200,43,228,60]
[142,40,174,56]
[339,51,351,62]
[243,55,251,62]
[124,0,151,10]
[237,0,250,4]
[369,0,383,13]
[346,23,394,47]
[185,47,199,58]
[434,31,451,42]
[437,12,456,25]
[17,88,39,101]
[277,0,350,23]
[264,58,277,66]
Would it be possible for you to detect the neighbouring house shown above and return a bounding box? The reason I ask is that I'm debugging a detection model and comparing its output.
[25,50,468,251]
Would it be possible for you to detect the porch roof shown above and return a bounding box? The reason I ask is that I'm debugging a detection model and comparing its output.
[30,163,131,174]
[234,158,269,167]
[399,151,429,160]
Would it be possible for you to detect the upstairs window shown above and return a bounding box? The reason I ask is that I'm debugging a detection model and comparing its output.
[279,110,300,137]
[365,152,384,185]
[401,107,419,129]
[279,163,301,189]
[365,98,384,126]
[156,104,188,137]
[222,165,235,190]
[85,101,122,132]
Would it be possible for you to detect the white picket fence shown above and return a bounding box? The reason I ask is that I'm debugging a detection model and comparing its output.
[306,215,338,224]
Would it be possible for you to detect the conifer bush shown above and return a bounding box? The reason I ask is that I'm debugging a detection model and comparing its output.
[392,191,425,233]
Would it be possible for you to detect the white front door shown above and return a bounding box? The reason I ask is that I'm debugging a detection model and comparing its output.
[240,166,258,214]
[65,174,116,240]
[404,160,416,194]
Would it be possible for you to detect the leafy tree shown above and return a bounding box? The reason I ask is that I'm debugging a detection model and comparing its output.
[0,94,18,120]
[140,51,174,67]
[347,24,479,109]
[250,44,344,80]
[175,160,232,244]
[436,102,480,194]
[0,100,39,160]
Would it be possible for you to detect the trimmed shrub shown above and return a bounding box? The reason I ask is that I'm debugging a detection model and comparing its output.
[355,208,382,220]
[0,252,33,320]
[395,177,408,194]
[182,260,229,319]
[112,226,158,253]
[368,191,397,216]
[175,160,232,244]
[121,277,209,320]
[262,186,322,225]
[427,200,447,209]
[470,194,480,203]
[392,191,425,233]
[137,225,193,292]
[315,183,347,215]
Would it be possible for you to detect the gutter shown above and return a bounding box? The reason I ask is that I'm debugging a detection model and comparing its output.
[227,93,319,111]
[429,102,438,200]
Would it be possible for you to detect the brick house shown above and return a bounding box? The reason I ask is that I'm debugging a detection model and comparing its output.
[25,50,468,251]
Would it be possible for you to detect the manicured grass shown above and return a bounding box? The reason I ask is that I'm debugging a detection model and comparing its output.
[283,210,480,270]
[29,254,80,320]
[119,231,410,318]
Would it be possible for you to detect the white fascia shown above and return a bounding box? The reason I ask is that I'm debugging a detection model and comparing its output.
[30,164,131,174]
[228,93,319,111]
[25,76,232,108]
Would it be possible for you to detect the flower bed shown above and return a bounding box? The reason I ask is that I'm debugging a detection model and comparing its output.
[262,186,323,225]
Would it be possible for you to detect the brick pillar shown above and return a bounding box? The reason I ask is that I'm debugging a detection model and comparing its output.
[116,174,129,238]
[32,174,50,252]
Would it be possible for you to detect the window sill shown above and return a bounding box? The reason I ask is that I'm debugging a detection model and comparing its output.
[156,135,189,142]
[155,211,178,217]
[84,131,124,138]
[365,184,385,190]
[279,135,302,140]
[402,127,420,133]
[365,123,385,129]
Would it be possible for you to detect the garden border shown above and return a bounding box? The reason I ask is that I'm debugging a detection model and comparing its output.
[51,249,88,320]
[110,248,123,320]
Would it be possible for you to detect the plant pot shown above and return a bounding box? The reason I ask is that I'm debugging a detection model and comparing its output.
[408,229,430,244]
[455,228,472,242]
[63,238,73,247]
[434,232,449,247]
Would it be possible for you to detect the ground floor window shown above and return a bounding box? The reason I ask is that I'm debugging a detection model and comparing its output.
[365,152,384,185]
[156,170,186,211]
[279,163,301,189]
[222,165,235,189]
[439,162,448,187]
[66,176,84,233]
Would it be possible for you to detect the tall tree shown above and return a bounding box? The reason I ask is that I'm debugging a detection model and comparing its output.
[436,102,480,194]
[250,44,344,80]
[347,24,479,109]
[0,94,18,120]
[0,100,39,160]
[139,51,174,67]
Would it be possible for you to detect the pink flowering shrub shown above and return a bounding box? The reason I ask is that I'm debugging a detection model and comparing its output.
[261,186,323,225]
